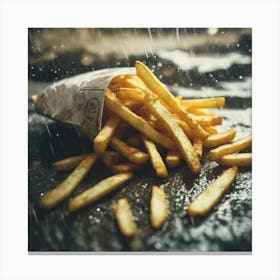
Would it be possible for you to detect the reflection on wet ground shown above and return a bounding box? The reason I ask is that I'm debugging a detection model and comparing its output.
[28,28,252,252]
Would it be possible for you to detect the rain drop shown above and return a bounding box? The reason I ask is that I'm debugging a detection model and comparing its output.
[154,242,162,250]
[207,28,218,35]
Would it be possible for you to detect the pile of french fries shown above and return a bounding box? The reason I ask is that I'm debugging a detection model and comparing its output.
[39,61,252,238]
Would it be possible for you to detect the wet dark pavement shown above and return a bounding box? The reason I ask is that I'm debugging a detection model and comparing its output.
[28,28,252,252]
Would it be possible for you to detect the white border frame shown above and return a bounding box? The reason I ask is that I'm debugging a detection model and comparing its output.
[1,1,280,280]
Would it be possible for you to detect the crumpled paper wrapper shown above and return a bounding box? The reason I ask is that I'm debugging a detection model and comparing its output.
[33,67,135,139]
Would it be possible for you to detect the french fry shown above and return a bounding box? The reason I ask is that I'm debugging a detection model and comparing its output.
[166,151,181,168]
[142,136,168,178]
[110,136,149,164]
[188,108,217,116]
[203,126,218,135]
[182,97,225,109]
[100,151,121,166]
[150,186,168,229]
[93,115,120,154]
[110,162,143,173]
[116,87,145,102]
[68,172,133,212]
[193,137,203,158]
[114,198,137,238]
[203,129,237,148]
[104,89,177,150]
[187,166,238,216]
[209,134,252,161]
[52,153,95,171]
[143,93,201,174]
[109,74,149,92]
[216,153,252,166]
[122,99,143,111]
[190,114,223,127]
[174,116,194,140]
[135,60,209,140]
[108,74,138,91]
[40,154,98,211]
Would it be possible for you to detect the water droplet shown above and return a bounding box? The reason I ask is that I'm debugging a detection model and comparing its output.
[237,44,240,48]
[96,208,100,212]
[239,75,243,80]
[40,192,44,196]
[157,62,162,68]
[207,28,218,35]
[154,242,162,250]
[89,215,93,220]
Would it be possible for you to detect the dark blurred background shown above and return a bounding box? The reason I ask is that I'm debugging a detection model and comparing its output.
[28,28,252,252]
[28,28,251,86]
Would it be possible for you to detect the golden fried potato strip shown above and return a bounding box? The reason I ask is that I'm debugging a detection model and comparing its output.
[40,154,98,210]
[203,126,218,135]
[52,153,95,171]
[100,151,121,166]
[93,115,120,154]
[203,129,236,148]
[150,186,168,229]
[110,136,149,164]
[190,114,223,127]
[182,97,225,109]
[142,136,168,178]
[187,166,238,216]
[110,162,143,173]
[193,137,203,158]
[104,89,177,150]
[216,153,252,166]
[115,87,145,102]
[114,198,137,238]
[209,134,252,160]
[135,61,209,140]
[68,172,133,212]
[143,93,201,174]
